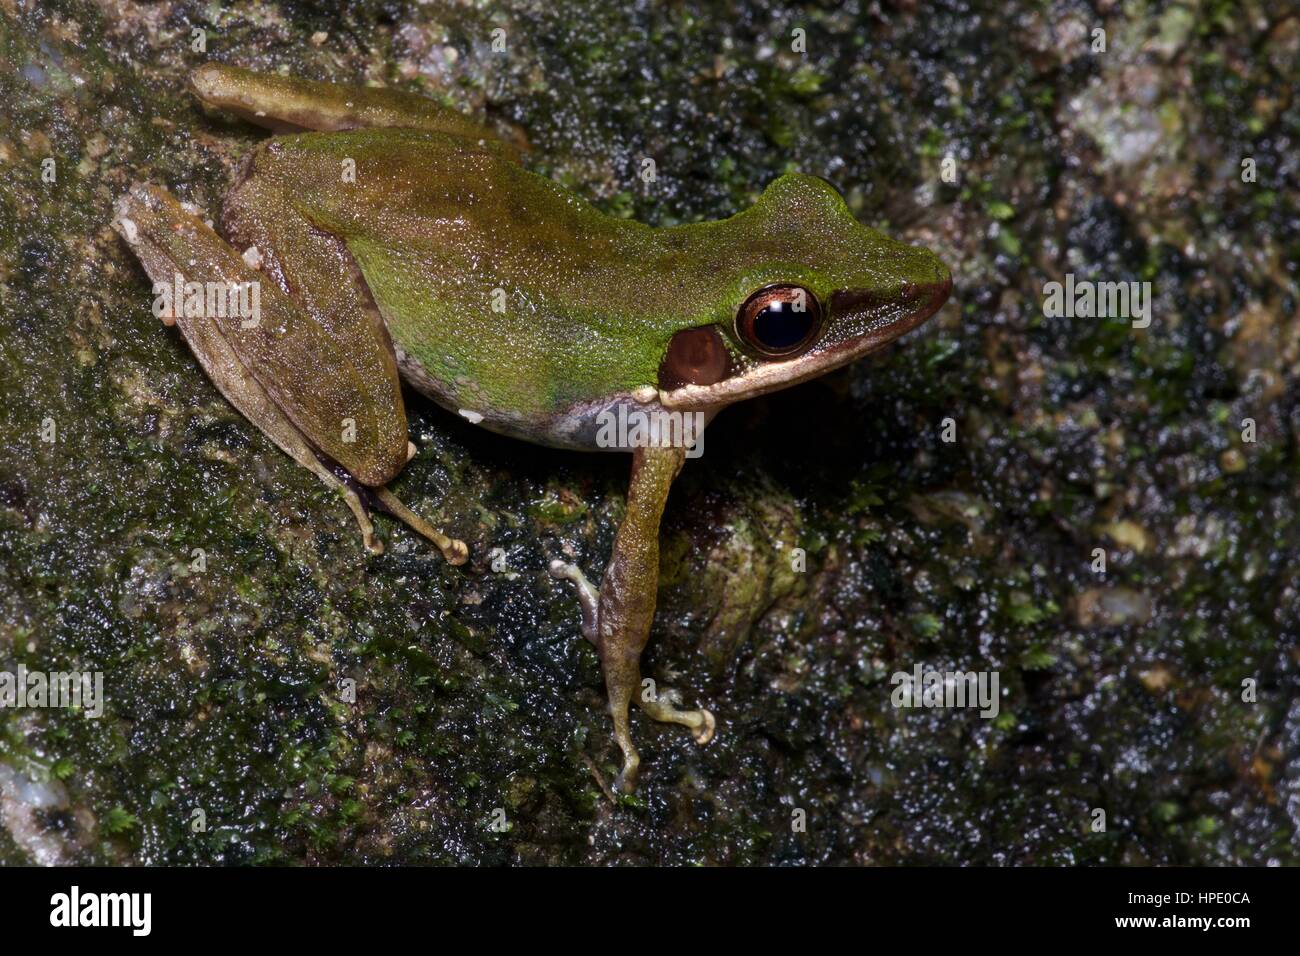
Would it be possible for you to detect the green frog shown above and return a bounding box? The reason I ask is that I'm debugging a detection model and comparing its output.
[114,64,951,792]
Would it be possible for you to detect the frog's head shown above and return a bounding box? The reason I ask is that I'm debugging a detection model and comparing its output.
[657,173,950,410]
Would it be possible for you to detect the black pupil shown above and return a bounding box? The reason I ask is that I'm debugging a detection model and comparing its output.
[752,299,814,350]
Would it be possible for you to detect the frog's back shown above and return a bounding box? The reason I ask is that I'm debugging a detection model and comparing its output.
[231,128,692,448]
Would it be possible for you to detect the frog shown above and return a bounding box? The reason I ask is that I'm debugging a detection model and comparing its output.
[113,63,952,793]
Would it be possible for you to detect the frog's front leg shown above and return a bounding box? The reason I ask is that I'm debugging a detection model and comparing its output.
[551,445,715,792]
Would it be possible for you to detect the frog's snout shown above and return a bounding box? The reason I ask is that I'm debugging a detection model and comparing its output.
[914,263,953,322]
[893,247,952,327]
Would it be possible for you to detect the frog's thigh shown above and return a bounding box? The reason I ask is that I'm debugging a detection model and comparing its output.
[190,63,502,143]
[115,183,383,551]
[213,170,410,488]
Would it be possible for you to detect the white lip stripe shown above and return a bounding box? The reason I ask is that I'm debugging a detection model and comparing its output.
[661,309,927,410]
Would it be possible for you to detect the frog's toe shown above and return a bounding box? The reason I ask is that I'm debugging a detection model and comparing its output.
[693,708,716,745]
[656,686,683,706]
[608,715,641,794]
[637,690,716,746]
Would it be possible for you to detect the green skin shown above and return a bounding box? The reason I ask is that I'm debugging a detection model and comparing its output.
[114,64,951,792]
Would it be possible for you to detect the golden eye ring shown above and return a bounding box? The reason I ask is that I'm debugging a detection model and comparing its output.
[735,284,823,359]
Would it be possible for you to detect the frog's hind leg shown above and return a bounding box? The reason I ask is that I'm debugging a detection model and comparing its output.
[218,168,469,565]
[114,183,467,563]
[189,63,510,148]
[114,183,388,551]
[550,446,714,792]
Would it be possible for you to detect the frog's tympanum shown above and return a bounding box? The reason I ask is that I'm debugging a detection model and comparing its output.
[115,65,951,792]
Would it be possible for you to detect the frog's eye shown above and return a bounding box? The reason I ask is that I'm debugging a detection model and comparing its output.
[735,284,823,359]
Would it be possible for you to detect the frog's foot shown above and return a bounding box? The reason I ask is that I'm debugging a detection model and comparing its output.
[373,486,468,565]
[548,559,599,645]
[549,559,640,790]
[637,688,716,745]
[603,672,713,793]
[549,558,712,777]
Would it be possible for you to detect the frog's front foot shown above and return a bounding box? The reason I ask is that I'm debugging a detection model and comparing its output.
[638,687,716,745]
[551,556,715,787]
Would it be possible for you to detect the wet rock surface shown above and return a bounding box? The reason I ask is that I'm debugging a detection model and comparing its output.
[0,0,1296,863]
